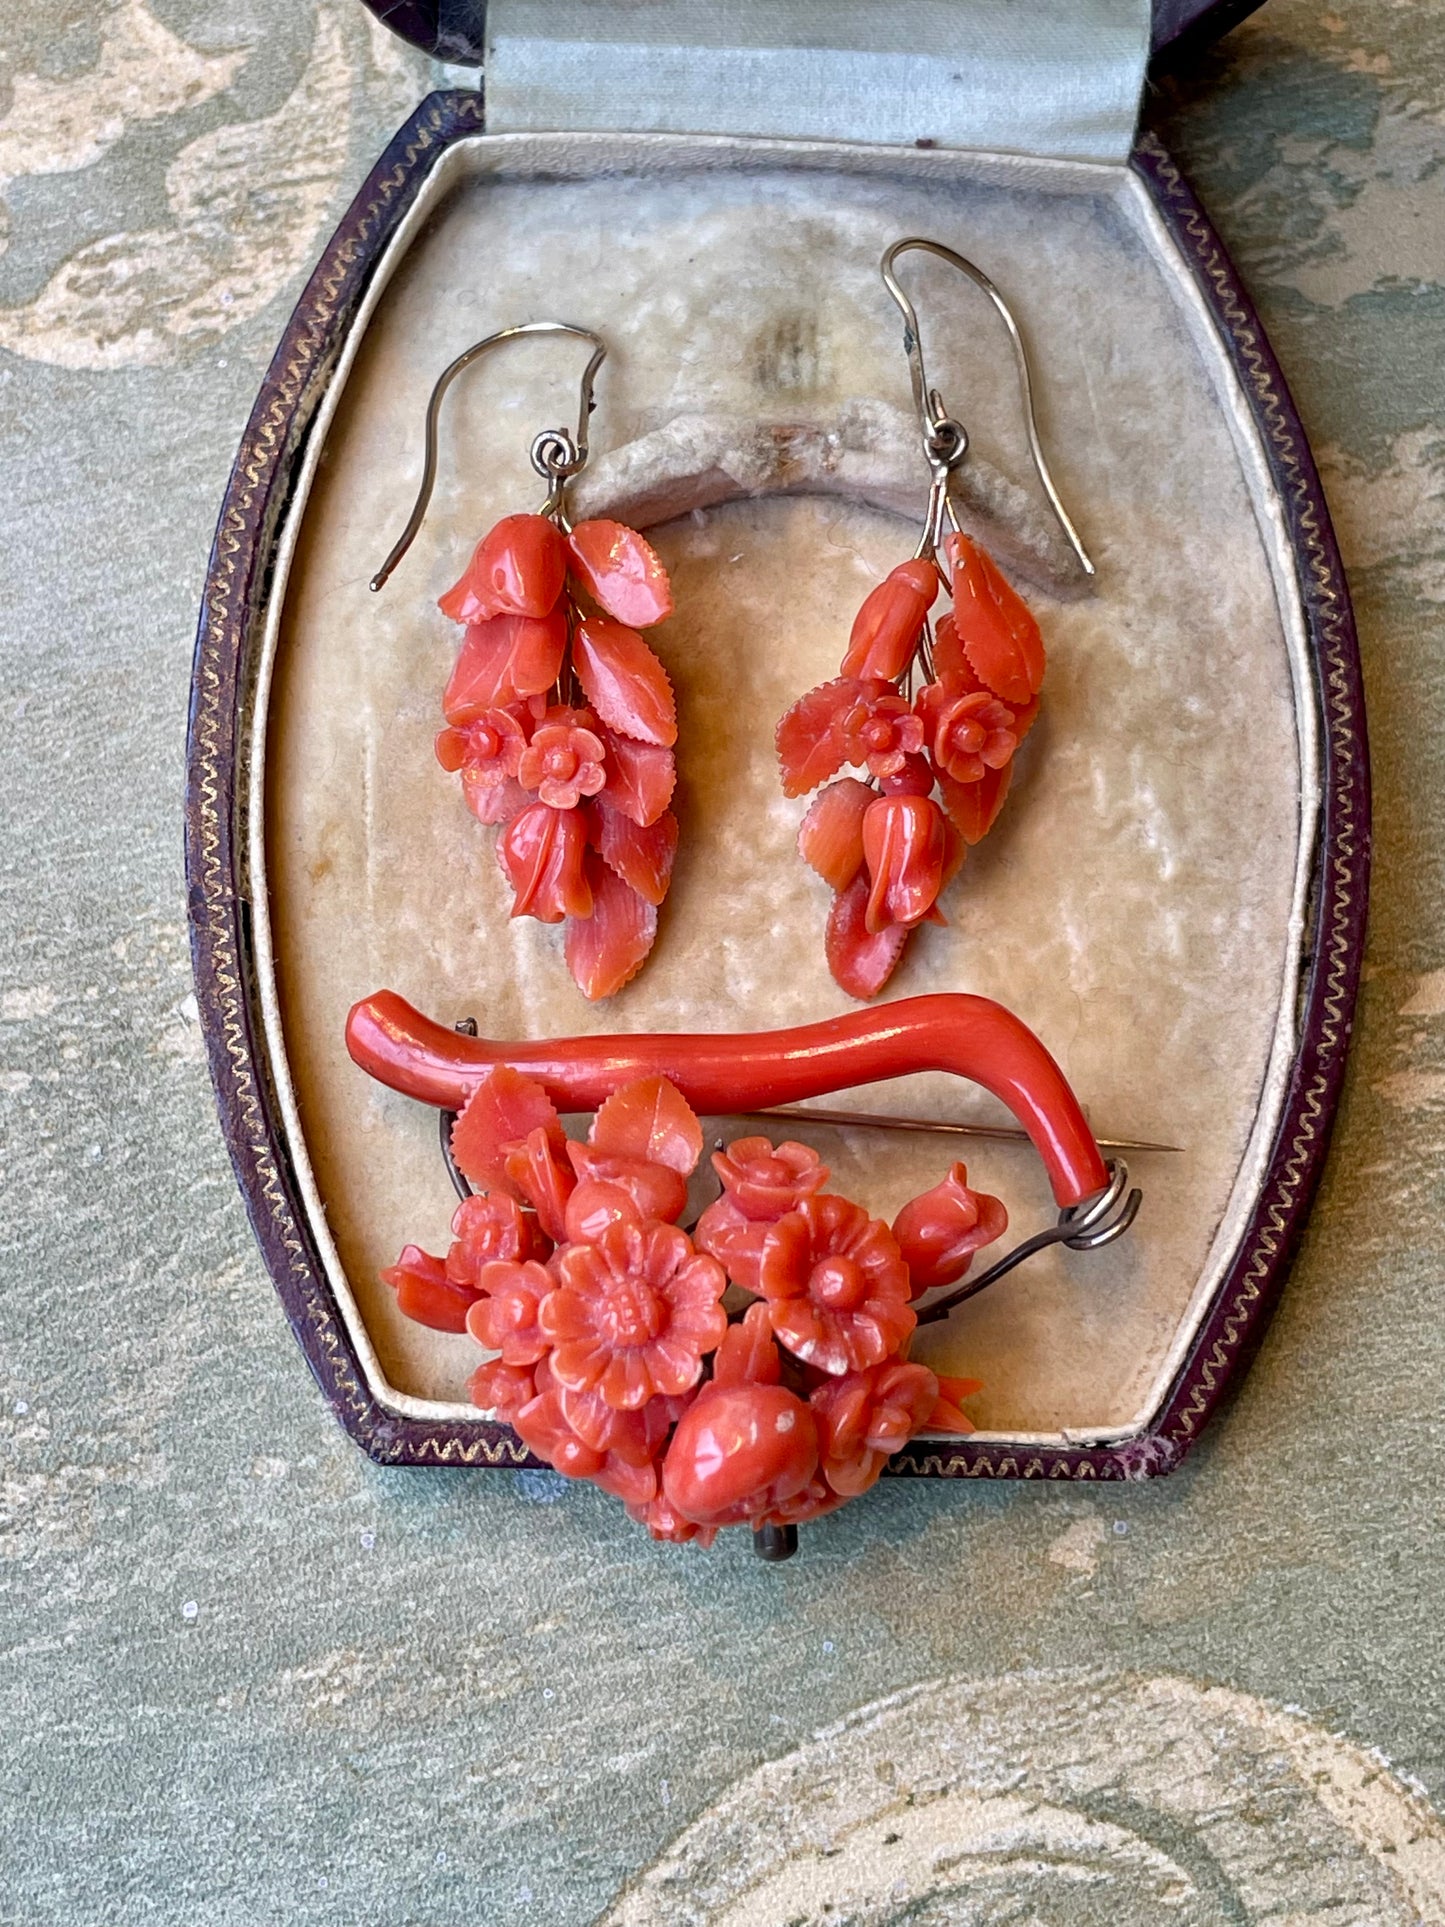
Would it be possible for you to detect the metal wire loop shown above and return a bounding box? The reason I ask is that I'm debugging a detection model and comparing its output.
[880,237,1095,577]
[925,414,969,470]
[530,427,582,480]
[1058,1158,1140,1251]
[370,319,607,593]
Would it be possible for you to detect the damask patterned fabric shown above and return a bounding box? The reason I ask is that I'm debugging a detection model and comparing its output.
[2,5,1444,1922]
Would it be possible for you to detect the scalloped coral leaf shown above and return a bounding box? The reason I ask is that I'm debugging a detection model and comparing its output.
[565,858,659,999]
[443,609,568,720]
[568,520,674,628]
[599,728,676,828]
[946,533,1044,706]
[797,777,875,891]
[592,802,678,906]
[824,874,911,1001]
[929,611,988,694]
[450,1064,565,1193]
[573,617,677,746]
[381,1245,476,1334]
[776,678,863,799]
[938,761,1013,846]
[591,1074,703,1176]
[439,514,567,625]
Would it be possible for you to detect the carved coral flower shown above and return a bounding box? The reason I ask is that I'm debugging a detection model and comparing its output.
[693,1197,768,1295]
[445,1192,542,1294]
[840,687,925,780]
[467,1355,538,1420]
[697,1137,831,1294]
[757,1194,914,1374]
[510,1360,660,1506]
[918,684,1019,786]
[465,1258,553,1366]
[810,1359,944,1496]
[541,1220,727,1409]
[434,705,529,783]
[712,1137,829,1221]
[508,1358,686,1506]
[518,720,607,809]
[625,1493,718,1547]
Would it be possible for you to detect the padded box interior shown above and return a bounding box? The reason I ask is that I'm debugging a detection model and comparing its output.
[253,132,1315,1444]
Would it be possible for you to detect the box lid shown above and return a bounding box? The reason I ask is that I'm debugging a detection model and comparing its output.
[362,0,1265,68]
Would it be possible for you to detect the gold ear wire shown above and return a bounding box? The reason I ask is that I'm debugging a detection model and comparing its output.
[370,319,607,593]
[880,237,1094,577]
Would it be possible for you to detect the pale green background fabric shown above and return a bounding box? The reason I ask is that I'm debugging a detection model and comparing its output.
[3,4,1445,1922]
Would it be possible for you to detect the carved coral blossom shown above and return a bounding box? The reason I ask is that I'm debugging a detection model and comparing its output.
[811,1359,949,1497]
[758,1194,915,1374]
[434,704,528,783]
[919,685,1019,786]
[714,1137,828,1220]
[558,1377,687,1467]
[517,719,607,809]
[512,1360,660,1505]
[445,1192,539,1293]
[626,1493,718,1547]
[542,1220,727,1409]
[892,1161,1008,1295]
[841,687,926,780]
[697,1137,831,1294]
[465,1258,552,1366]
[467,1355,537,1421]
[693,1196,768,1294]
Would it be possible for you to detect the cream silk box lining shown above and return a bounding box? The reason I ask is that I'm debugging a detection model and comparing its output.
[249,133,1313,1445]
[483,0,1152,164]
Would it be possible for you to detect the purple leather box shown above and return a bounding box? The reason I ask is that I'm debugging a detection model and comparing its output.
[186,0,1368,1482]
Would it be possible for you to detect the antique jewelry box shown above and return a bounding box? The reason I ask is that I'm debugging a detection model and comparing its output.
[186,0,1368,1482]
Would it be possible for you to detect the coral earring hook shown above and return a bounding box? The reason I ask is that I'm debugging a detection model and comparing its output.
[370,319,608,593]
[880,237,1095,578]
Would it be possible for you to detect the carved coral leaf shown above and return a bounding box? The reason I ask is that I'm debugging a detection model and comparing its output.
[937,761,1013,846]
[591,802,679,907]
[946,533,1045,707]
[776,678,863,798]
[568,521,674,628]
[450,1064,565,1193]
[590,1075,703,1177]
[797,778,875,892]
[573,618,678,746]
[565,857,659,999]
[443,609,568,719]
[599,728,677,827]
[929,611,988,695]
